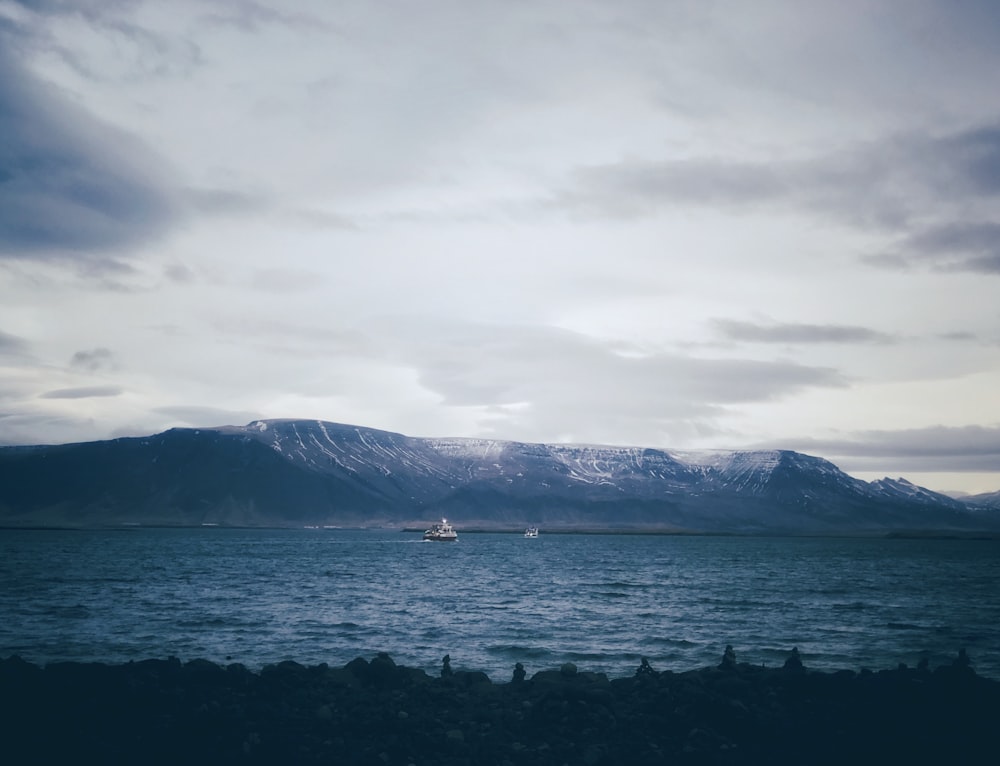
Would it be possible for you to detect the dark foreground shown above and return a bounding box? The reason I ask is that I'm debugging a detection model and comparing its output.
[2,650,997,765]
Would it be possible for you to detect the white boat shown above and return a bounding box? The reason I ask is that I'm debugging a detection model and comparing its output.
[524,526,539,538]
[423,518,458,541]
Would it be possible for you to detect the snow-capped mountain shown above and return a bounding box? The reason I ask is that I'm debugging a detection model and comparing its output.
[0,419,996,534]
[955,489,1000,510]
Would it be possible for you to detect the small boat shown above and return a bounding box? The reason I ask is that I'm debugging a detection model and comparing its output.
[423,518,458,541]
[524,526,539,538]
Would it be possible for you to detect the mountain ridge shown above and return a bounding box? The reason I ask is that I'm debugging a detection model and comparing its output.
[0,419,996,534]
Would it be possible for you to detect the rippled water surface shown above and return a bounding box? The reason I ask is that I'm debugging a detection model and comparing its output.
[1,528,998,680]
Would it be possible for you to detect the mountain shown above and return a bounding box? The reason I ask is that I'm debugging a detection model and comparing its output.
[956,489,1000,510]
[0,419,996,534]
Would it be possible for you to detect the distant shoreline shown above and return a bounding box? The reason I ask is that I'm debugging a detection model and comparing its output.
[4,523,1000,540]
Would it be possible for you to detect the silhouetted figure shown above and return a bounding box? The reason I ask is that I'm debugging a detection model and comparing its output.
[719,645,737,671]
[917,656,930,674]
[783,647,804,672]
[953,649,972,670]
[441,654,453,678]
[512,662,526,683]
[636,657,656,677]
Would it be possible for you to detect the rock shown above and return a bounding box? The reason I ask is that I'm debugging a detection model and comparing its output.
[2,651,998,764]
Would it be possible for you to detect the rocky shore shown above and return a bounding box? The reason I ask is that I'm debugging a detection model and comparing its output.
[2,649,997,765]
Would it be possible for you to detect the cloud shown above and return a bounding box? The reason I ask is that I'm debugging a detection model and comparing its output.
[179,187,357,230]
[249,268,328,294]
[764,425,1000,474]
[7,0,202,81]
[69,347,115,371]
[553,122,1000,257]
[372,319,847,445]
[0,330,31,357]
[713,319,896,345]
[935,124,1000,196]
[0,410,92,446]
[881,221,1000,274]
[199,0,331,33]
[38,385,123,399]
[152,405,262,427]
[181,188,268,217]
[0,43,177,260]
[939,331,979,342]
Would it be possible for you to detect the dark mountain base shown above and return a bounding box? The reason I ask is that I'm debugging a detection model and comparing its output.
[2,651,995,765]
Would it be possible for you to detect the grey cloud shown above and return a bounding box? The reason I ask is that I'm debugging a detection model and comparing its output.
[557,158,790,220]
[200,0,331,33]
[0,44,177,259]
[885,221,1000,274]
[152,405,262,427]
[39,385,123,399]
[555,142,904,227]
[766,425,1000,474]
[70,347,115,371]
[936,125,1000,196]
[182,188,268,217]
[714,319,895,345]
[9,1,200,81]
[939,331,978,342]
[164,263,196,284]
[288,208,358,231]
[554,123,1000,254]
[0,330,31,357]
[0,411,88,446]
[9,1,140,17]
[181,188,357,230]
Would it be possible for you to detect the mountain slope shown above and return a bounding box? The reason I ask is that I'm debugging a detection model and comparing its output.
[0,419,996,533]
[957,489,1000,510]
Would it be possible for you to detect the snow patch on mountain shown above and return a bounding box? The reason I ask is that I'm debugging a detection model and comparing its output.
[870,477,967,509]
[424,438,510,460]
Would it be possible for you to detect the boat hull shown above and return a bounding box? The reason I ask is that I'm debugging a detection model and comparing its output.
[422,518,458,541]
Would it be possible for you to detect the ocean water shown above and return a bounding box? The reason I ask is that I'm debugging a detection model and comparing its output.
[1,528,998,681]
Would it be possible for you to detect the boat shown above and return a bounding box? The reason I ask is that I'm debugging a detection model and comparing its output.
[423,518,458,541]
[524,526,539,538]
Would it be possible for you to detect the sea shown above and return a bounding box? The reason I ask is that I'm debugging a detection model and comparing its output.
[2,528,998,681]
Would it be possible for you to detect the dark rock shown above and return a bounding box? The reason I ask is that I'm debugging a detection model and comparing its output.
[2,652,999,765]
[452,670,492,687]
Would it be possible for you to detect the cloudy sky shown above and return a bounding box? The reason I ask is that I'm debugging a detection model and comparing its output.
[2,0,999,494]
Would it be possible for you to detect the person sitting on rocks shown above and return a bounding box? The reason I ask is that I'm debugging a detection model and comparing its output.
[636,657,656,677]
[512,662,526,683]
[783,647,804,672]
[719,645,737,671]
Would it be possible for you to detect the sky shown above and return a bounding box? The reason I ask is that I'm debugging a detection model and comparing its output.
[1,0,999,495]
